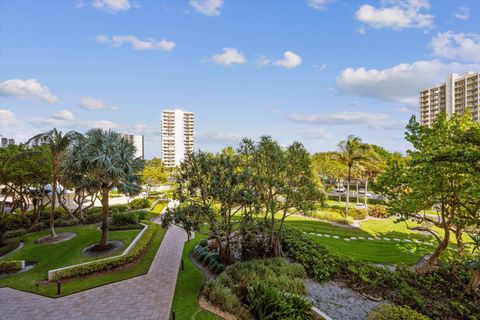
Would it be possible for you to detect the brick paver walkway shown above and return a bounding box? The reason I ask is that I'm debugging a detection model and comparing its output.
[0,223,187,320]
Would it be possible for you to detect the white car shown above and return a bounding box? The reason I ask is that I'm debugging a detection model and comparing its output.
[334,187,346,192]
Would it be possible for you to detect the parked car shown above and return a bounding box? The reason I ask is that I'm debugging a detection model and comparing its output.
[333,186,346,192]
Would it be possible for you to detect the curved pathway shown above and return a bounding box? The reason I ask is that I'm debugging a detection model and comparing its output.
[0,221,187,320]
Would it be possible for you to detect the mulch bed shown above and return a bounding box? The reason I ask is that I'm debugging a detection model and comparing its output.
[82,240,125,257]
[35,232,76,245]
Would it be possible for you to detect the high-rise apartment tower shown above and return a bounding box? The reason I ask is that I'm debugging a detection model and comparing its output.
[420,72,479,126]
[160,109,194,167]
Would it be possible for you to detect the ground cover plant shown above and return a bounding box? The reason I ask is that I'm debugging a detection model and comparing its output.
[203,257,312,320]
[282,227,480,319]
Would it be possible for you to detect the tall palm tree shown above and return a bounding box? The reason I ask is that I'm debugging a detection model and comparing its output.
[68,129,143,248]
[335,136,370,217]
[359,150,385,214]
[27,129,81,237]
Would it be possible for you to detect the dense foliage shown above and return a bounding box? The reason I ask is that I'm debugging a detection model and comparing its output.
[0,260,23,274]
[368,304,431,320]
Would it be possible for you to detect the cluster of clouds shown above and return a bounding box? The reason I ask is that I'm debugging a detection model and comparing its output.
[207,48,303,69]
[96,35,175,51]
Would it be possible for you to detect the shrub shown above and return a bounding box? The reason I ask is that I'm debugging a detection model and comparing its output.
[0,260,23,274]
[368,304,431,320]
[199,239,208,247]
[0,239,20,257]
[204,282,248,318]
[128,198,150,210]
[109,205,128,214]
[369,205,389,218]
[111,212,139,226]
[55,218,78,227]
[29,222,46,232]
[308,210,353,225]
[203,252,216,266]
[1,213,29,231]
[349,208,367,220]
[215,264,225,274]
[3,228,27,240]
[53,221,156,280]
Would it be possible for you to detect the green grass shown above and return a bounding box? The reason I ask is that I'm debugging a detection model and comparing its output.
[0,222,167,297]
[285,215,469,264]
[170,234,221,320]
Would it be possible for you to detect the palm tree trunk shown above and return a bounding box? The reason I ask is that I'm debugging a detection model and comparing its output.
[346,166,351,217]
[50,178,58,238]
[100,185,110,247]
[356,180,359,203]
[364,178,369,216]
[337,178,341,202]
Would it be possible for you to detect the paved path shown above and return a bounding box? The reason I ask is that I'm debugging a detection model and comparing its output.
[0,222,187,320]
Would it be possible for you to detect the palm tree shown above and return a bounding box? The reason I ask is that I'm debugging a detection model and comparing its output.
[68,129,143,248]
[335,136,370,217]
[359,150,385,214]
[27,129,81,238]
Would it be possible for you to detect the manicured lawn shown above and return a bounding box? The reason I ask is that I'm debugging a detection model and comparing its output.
[0,222,167,297]
[284,215,469,264]
[170,234,221,320]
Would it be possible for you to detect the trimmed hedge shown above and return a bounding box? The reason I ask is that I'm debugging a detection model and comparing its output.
[128,198,150,210]
[0,260,23,274]
[0,239,20,257]
[52,221,156,281]
[368,304,431,320]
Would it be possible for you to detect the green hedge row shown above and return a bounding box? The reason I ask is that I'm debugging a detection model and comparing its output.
[0,260,23,274]
[327,195,387,205]
[52,221,156,281]
[0,239,21,257]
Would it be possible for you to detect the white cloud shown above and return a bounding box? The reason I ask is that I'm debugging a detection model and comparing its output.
[337,60,480,105]
[92,0,131,12]
[53,109,75,121]
[273,51,302,69]
[307,0,335,10]
[77,96,117,110]
[356,25,366,34]
[0,79,59,103]
[296,128,332,139]
[313,63,327,71]
[197,132,243,144]
[211,48,246,66]
[83,120,119,130]
[96,34,175,51]
[289,112,404,129]
[355,0,433,30]
[190,0,223,16]
[255,55,271,67]
[0,109,17,126]
[454,6,469,20]
[430,31,480,63]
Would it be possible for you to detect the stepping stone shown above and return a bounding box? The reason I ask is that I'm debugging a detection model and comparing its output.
[333,235,339,239]
[374,237,382,240]
[350,237,357,240]
[414,239,421,243]
[383,237,391,241]
[403,239,412,243]
[358,236,365,240]
[393,238,401,241]
[368,237,374,240]
[309,232,316,235]
[316,234,323,237]
[344,238,351,241]
[324,234,331,237]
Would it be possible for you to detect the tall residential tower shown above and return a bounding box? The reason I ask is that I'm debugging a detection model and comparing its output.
[160,109,194,167]
[420,72,479,126]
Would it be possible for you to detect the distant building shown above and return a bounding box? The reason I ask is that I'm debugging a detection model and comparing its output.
[0,135,15,148]
[121,134,144,159]
[420,72,479,126]
[160,109,194,167]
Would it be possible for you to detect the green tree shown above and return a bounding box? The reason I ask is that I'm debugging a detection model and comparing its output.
[311,151,347,193]
[141,158,168,196]
[335,136,371,217]
[377,113,480,274]
[67,129,143,248]
[358,149,386,214]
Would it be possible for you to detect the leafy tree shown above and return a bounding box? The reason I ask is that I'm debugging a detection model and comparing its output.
[27,129,81,237]
[311,151,347,192]
[67,129,143,248]
[358,149,385,214]
[334,136,371,217]
[141,158,168,196]
[377,113,480,274]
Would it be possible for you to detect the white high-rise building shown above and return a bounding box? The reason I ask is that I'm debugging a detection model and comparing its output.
[161,109,194,167]
[420,72,479,126]
[121,134,144,159]
[0,135,15,148]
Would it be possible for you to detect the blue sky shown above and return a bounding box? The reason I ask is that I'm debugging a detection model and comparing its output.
[1,0,479,158]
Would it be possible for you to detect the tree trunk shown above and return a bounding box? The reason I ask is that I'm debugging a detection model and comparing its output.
[356,180,359,203]
[346,166,351,217]
[455,228,464,254]
[218,238,234,265]
[364,179,369,216]
[100,185,110,247]
[467,270,480,295]
[50,179,58,238]
[337,178,341,202]
[416,226,450,274]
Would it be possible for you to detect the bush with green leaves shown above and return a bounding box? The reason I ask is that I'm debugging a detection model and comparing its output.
[0,260,23,274]
[53,221,156,280]
[128,198,150,210]
[204,258,309,319]
[199,238,208,247]
[0,239,20,257]
[308,210,352,225]
[111,212,140,227]
[368,204,389,218]
[368,304,431,320]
